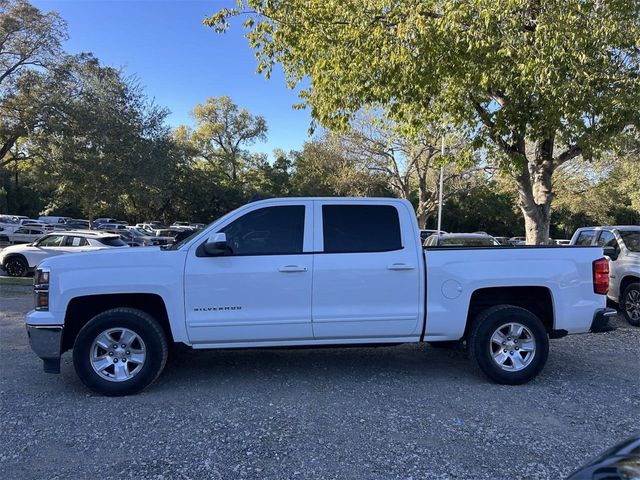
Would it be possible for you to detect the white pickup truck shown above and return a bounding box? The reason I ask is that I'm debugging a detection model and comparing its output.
[26,198,615,396]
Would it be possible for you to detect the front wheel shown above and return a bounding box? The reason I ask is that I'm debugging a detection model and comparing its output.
[621,282,640,327]
[4,256,28,277]
[468,305,549,385]
[73,308,168,396]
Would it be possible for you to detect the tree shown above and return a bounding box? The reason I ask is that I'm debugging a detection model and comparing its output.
[191,96,267,182]
[333,111,480,227]
[0,0,67,164]
[32,57,171,221]
[208,0,640,244]
[290,135,393,197]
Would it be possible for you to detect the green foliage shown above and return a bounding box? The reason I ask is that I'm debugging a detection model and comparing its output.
[191,96,267,181]
[207,0,640,243]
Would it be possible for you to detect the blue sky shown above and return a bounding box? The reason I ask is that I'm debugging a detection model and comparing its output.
[32,0,313,156]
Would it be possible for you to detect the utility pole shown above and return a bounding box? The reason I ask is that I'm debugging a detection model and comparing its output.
[436,135,445,235]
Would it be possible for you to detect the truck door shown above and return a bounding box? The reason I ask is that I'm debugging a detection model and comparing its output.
[184,202,314,345]
[311,202,421,340]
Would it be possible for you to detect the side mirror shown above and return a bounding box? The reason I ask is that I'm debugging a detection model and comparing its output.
[204,232,230,256]
[603,246,618,261]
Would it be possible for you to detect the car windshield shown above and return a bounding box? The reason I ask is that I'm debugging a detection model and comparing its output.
[620,231,640,252]
[439,236,498,246]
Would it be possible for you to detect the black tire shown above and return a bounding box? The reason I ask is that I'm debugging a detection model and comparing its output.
[621,282,640,327]
[428,340,463,349]
[468,305,549,385]
[4,256,28,277]
[73,308,168,396]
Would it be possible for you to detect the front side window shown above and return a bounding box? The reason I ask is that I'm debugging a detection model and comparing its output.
[37,235,65,247]
[220,205,305,255]
[322,205,402,253]
[575,230,596,246]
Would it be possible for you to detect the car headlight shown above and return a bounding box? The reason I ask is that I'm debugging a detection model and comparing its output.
[34,267,50,311]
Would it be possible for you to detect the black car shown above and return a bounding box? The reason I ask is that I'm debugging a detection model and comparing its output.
[566,434,640,479]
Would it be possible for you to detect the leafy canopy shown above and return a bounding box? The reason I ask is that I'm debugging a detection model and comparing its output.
[208,0,640,161]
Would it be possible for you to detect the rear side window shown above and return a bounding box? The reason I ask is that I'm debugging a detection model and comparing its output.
[322,205,402,253]
[596,230,618,249]
[575,230,596,246]
[97,237,127,247]
[220,205,305,255]
[64,236,88,247]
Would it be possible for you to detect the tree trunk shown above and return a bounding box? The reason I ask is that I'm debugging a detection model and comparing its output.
[514,138,555,245]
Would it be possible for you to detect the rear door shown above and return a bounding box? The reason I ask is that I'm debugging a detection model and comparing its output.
[311,201,421,340]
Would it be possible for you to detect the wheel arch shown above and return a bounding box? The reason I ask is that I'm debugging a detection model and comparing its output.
[620,275,640,296]
[464,286,554,338]
[62,293,173,353]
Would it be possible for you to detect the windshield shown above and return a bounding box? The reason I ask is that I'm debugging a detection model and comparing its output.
[620,231,640,252]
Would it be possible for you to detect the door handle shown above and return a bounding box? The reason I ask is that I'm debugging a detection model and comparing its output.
[278,265,308,273]
[387,263,415,271]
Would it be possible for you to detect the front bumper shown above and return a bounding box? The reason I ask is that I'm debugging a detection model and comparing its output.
[590,308,618,333]
[26,324,63,373]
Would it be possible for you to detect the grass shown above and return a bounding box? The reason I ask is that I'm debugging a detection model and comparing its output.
[0,276,33,286]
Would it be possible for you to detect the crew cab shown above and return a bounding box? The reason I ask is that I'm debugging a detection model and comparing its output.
[25,198,614,396]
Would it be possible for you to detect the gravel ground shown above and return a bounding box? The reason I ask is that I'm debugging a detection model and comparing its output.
[1,284,639,480]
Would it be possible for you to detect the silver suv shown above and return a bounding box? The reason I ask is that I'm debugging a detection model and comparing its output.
[570,226,640,326]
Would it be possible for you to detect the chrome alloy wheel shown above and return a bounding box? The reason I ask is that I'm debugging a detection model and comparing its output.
[625,289,640,323]
[489,322,536,372]
[90,328,146,382]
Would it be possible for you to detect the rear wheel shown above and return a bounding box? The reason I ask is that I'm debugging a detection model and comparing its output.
[4,256,28,277]
[468,305,549,385]
[621,282,640,327]
[73,308,168,396]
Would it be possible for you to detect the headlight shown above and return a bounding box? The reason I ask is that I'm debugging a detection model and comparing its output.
[34,267,50,311]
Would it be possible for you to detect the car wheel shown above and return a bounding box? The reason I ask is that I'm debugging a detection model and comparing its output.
[73,308,168,396]
[621,282,640,327]
[468,305,549,385]
[4,256,28,277]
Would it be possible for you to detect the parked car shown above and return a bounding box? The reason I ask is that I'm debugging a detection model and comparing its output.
[570,226,640,326]
[494,236,511,245]
[6,226,47,245]
[127,226,174,246]
[190,223,206,229]
[0,215,23,234]
[419,229,446,242]
[0,230,128,277]
[26,197,613,396]
[566,433,640,479]
[96,223,127,231]
[154,228,181,238]
[65,219,92,230]
[38,216,71,225]
[93,218,119,227]
[18,219,46,228]
[553,239,571,245]
[170,221,193,230]
[508,236,526,245]
[424,233,501,247]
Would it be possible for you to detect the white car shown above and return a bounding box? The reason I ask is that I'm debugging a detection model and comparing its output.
[7,226,47,244]
[0,230,128,277]
[25,197,612,396]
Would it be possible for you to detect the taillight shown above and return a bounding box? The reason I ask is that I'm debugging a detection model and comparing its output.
[593,258,609,295]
